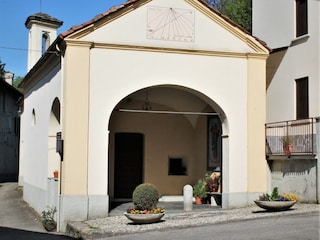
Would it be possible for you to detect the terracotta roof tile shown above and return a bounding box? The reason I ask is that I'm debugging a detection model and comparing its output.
[59,0,138,38]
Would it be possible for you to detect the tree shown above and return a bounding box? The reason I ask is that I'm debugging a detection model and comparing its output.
[13,76,24,92]
[206,0,252,33]
[0,60,24,92]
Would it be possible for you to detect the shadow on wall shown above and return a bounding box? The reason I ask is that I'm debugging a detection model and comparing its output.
[270,159,317,203]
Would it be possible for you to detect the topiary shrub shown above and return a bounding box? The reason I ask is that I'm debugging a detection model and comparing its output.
[132,183,160,210]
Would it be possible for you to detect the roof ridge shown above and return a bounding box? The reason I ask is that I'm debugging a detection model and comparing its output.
[60,0,138,38]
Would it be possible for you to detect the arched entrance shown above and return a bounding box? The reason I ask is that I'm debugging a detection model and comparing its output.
[47,98,61,178]
[108,85,225,205]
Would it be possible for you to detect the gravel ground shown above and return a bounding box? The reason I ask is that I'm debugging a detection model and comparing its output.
[67,203,319,240]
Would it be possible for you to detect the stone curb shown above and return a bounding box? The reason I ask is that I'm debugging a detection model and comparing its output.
[66,204,319,240]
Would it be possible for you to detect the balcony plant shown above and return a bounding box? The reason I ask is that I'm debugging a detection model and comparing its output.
[280,135,295,155]
[124,183,165,224]
[254,187,300,211]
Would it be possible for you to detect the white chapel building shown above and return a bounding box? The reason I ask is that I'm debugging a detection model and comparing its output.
[19,0,270,230]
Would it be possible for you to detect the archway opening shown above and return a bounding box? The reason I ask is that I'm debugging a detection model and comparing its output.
[108,85,226,207]
[47,98,61,178]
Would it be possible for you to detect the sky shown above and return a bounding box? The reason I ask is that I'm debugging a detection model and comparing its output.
[0,0,125,78]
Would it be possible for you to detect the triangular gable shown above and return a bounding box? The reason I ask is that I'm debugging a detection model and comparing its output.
[61,0,270,55]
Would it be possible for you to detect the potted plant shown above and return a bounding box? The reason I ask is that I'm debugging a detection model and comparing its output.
[193,180,207,204]
[124,183,165,224]
[41,206,57,231]
[254,187,300,211]
[280,135,295,155]
[53,170,58,178]
[204,172,220,193]
[204,172,221,205]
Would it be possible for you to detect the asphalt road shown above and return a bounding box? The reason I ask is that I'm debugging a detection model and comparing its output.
[106,213,320,240]
[0,227,75,240]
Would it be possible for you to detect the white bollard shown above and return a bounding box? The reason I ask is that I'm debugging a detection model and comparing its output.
[183,184,193,212]
[211,195,217,206]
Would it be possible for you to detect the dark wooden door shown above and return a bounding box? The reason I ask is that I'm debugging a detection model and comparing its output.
[114,133,143,199]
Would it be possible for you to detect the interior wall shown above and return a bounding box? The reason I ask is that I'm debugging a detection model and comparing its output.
[109,101,209,197]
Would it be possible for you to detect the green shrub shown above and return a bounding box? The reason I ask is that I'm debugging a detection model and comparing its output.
[193,180,207,198]
[270,187,280,201]
[132,183,160,210]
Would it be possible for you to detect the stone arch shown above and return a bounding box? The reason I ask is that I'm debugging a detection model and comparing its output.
[47,97,61,178]
[108,84,228,205]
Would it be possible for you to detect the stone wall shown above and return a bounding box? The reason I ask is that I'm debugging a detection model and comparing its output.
[270,159,317,203]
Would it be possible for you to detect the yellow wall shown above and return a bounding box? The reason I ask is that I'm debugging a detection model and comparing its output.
[247,56,268,192]
[61,41,91,195]
[59,43,268,197]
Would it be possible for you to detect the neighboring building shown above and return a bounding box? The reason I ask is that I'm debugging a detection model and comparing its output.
[253,0,319,202]
[0,73,23,182]
[19,0,270,231]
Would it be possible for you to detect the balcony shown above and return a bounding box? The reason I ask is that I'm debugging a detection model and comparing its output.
[265,118,317,160]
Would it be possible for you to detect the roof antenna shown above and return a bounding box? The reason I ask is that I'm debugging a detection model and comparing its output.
[40,0,42,12]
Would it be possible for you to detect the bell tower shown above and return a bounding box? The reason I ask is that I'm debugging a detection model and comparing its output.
[25,13,63,71]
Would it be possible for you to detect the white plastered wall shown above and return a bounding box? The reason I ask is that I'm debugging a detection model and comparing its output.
[19,64,62,213]
[88,48,249,202]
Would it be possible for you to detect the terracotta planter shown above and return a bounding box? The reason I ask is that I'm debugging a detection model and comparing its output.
[53,171,58,178]
[283,144,293,155]
[124,213,165,224]
[254,200,296,211]
[195,197,202,205]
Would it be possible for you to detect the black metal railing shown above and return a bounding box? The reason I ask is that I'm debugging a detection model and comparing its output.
[265,118,317,157]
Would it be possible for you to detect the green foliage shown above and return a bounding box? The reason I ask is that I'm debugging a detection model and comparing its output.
[41,206,57,224]
[258,193,270,201]
[0,60,24,92]
[132,183,160,210]
[207,0,252,33]
[270,187,279,201]
[13,76,24,92]
[193,180,207,198]
[258,187,300,202]
[280,135,295,146]
[258,187,279,201]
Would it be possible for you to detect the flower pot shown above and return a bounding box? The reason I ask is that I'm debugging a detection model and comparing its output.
[53,171,58,178]
[283,144,293,155]
[195,197,202,205]
[43,221,57,231]
[254,200,296,211]
[124,212,165,224]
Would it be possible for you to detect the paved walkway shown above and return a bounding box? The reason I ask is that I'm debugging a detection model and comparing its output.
[0,182,73,239]
[0,182,44,232]
[1,182,318,240]
[67,201,319,240]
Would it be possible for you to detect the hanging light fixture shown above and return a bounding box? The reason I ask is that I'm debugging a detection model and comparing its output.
[141,89,152,110]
